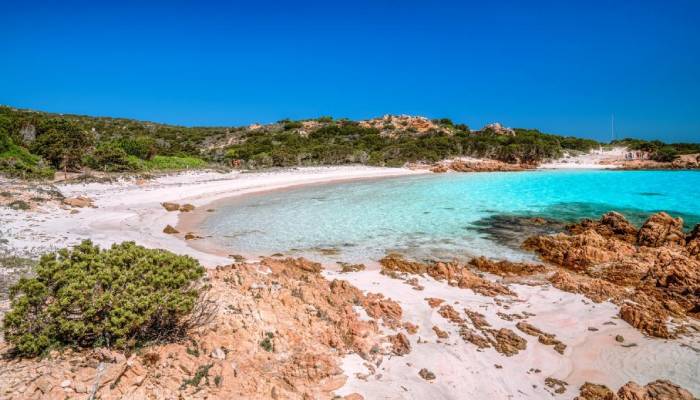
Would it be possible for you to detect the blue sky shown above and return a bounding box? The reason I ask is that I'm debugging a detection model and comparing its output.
[2,1,699,142]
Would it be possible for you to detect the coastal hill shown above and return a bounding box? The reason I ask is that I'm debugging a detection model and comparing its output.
[3,105,698,179]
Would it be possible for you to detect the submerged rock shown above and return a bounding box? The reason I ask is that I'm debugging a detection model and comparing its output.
[469,214,567,249]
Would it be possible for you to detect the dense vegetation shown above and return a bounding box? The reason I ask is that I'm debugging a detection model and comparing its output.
[2,104,697,178]
[223,122,601,168]
[2,240,206,356]
[611,138,700,162]
[0,106,218,178]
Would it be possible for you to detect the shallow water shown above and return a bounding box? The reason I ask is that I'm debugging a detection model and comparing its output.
[200,170,700,264]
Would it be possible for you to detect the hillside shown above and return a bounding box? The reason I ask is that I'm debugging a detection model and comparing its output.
[1,105,696,179]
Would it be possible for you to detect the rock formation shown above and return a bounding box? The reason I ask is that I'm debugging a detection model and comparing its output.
[469,256,546,277]
[379,254,514,297]
[63,196,94,208]
[524,212,700,338]
[575,380,695,400]
[0,257,412,399]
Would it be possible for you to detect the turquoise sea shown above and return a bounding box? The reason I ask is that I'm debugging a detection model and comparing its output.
[200,170,700,264]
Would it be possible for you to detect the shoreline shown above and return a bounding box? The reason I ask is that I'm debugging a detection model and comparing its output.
[1,166,428,267]
[175,171,423,265]
[2,166,699,398]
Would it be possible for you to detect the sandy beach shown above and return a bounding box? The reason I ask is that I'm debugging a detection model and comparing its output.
[1,165,698,399]
[0,166,426,267]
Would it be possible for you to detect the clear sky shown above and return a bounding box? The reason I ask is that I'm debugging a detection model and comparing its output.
[2,1,699,142]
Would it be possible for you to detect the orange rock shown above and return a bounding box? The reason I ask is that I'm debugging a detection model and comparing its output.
[161,202,180,211]
[637,212,685,247]
[432,326,449,339]
[389,333,411,356]
[425,297,445,308]
[469,256,546,277]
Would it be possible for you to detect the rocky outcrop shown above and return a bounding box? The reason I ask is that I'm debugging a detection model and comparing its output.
[479,122,515,136]
[523,229,635,271]
[619,303,671,338]
[566,212,638,243]
[424,158,531,173]
[389,333,411,355]
[637,212,685,247]
[548,271,625,303]
[687,224,700,258]
[0,257,411,399]
[575,380,695,400]
[380,254,513,297]
[488,328,527,356]
[359,115,447,138]
[63,196,94,208]
[469,256,546,277]
[516,322,566,354]
[362,293,403,328]
[524,212,700,338]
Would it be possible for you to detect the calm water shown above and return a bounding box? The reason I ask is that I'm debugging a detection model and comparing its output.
[200,170,700,264]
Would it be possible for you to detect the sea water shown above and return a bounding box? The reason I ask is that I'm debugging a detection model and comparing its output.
[200,170,700,264]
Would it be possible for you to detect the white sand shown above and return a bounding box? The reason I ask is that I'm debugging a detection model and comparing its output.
[538,147,628,169]
[329,270,700,399]
[0,166,426,266]
[2,165,698,398]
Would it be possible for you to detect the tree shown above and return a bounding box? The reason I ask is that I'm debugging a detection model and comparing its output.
[88,142,131,171]
[2,240,206,356]
[30,118,94,172]
[119,136,157,160]
[0,125,11,152]
[652,146,679,162]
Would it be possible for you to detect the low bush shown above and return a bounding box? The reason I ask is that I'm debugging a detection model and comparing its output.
[144,155,207,170]
[0,141,54,179]
[85,142,132,172]
[2,240,206,356]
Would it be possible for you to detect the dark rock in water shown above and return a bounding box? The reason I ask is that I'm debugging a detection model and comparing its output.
[638,192,664,196]
[469,214,567,249]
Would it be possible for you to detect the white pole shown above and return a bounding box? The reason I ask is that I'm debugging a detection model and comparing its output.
[611,114,615,142]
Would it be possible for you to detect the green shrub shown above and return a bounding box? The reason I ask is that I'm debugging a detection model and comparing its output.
[2,240,206,356]
[652,146,679,162]
[144,155,207,170]
[283,121,303,130]
[30,118,95,170]
[0,142,54,180]
[119,136,157,160]
[0,126,11,153]
[7,200,30,210]
[259,332,274,352]
[86,142,131,172]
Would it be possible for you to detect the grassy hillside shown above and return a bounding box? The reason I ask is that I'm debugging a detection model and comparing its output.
[0,104,667,179]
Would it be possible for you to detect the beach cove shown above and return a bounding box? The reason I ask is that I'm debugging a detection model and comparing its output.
[1,166,699,399]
